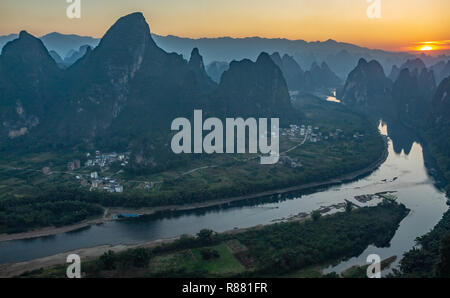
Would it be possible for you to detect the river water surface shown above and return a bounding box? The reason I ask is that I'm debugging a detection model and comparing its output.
[0,120,448,274]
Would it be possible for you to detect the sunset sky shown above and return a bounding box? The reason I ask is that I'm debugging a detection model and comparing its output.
[0,0,449,52]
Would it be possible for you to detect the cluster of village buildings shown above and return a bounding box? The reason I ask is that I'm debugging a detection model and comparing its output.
[282,124,321,143]
[84,151,130,193]
[84,151,130,168]
[55,151,131,193]
[88,171,123,193]
[282,124,364,143]
[40,130,368,192]
[39,150,161,194]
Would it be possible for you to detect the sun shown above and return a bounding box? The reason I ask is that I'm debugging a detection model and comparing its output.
[420,45,433,51]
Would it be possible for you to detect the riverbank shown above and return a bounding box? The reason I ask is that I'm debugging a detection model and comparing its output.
[0,198,407,278]
[0,237,180,278]
[0,217,297,277]
[0,140,388,243]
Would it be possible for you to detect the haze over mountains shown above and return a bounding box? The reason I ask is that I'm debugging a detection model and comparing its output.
[270,52,341,91]
[2,28,449,80]
[150,35,437,79]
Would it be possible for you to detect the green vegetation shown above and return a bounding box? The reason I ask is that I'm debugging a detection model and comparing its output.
[101,98,384,208]
[22,200,408,278]
[97,248,152,270]
[230,199,407,276]
[148,243,246,277]
[0,195,103,233]
[421,124,450,196]
[398,212,450,277]
[0,99,386,234]
[311,210,321,221]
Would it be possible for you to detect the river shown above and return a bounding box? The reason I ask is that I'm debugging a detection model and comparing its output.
[0,120,448,275]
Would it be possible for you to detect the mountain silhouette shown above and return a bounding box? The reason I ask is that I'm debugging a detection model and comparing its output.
[0,12,293,158]
[429,76,450,125]
[270,52,304,91]
[0,31,61,140]
[340,58,391,106]
[213,52,292,119]
[389,58,427,81]
[270,53,340,91]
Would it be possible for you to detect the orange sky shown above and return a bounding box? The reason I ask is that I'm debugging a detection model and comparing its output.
[0,0,449,52]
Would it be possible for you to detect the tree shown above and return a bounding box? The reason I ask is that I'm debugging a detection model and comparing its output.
[345,201,353,213]
[130,248,152,268]
[98,250,116,270]
[436,234,450,277]
[311,211,321,222]
[197,229,215,244]
[176,234,196,249]
[200,248,220,260]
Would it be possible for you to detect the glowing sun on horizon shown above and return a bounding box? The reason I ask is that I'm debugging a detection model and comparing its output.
[420,45,433,51]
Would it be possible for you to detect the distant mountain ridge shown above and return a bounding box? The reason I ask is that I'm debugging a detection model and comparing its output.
[270,52,341,91]
[3,31,449,80]
[151,35,414,79]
